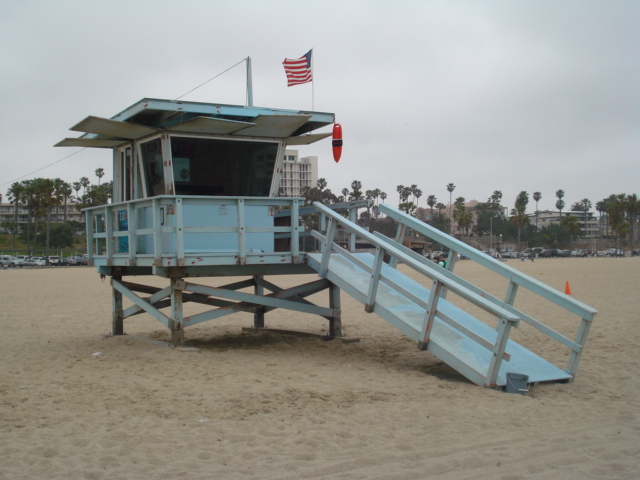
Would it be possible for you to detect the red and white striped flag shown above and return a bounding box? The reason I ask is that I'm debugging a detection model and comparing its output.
[282,50,313,87]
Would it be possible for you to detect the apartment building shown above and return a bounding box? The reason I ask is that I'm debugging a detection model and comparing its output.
[279,149,318,197]
[0,201,83,229]
[529,210,599,238]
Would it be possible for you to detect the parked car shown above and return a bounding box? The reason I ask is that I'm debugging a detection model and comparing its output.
[61,256,77,266]
[0,255,17,267]
[24,256,46,267]
[74,256,88,266]
[605,248,624,257]
[14,255,30,266]
[48,255,61,265]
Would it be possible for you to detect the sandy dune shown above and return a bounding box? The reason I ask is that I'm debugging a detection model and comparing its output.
[1,256,638,479]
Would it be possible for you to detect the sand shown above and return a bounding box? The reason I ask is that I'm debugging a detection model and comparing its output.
[1,257,638,479]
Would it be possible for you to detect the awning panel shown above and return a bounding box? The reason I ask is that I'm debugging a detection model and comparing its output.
[166,116,255,135]
[286,132,332,145]
[232,115,311,138]
[54,138,129,148]
[71,116,158,139]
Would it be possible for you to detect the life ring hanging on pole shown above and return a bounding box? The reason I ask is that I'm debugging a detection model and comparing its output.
[332,123,343,163]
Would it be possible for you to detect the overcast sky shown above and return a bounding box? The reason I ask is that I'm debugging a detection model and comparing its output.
[1,0,638,212]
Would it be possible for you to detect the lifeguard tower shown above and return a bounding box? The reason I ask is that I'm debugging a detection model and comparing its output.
[57,98,597,389]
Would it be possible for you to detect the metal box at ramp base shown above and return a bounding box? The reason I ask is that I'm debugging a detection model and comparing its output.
[506,373,529,395]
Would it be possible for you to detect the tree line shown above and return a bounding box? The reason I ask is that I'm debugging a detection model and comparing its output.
[299,179,639,250]
[1,169,112,256]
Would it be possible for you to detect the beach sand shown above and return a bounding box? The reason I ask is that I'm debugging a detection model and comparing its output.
[1,257,638,479]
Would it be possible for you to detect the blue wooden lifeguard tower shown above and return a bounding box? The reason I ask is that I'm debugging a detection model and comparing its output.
[56,98,597,389]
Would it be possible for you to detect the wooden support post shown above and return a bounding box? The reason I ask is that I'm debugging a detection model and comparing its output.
[111,275,124,335]
[253,275,265,328]
[170,278,185,346]
[329,283,342,337]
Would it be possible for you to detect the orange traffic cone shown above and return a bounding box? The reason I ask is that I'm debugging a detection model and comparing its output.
[565,281,572,295]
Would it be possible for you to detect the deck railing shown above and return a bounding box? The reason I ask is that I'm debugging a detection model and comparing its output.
[84,196,370,270]
[85,196,309,268]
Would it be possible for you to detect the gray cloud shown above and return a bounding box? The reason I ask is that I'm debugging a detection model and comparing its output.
[1,0,637,211]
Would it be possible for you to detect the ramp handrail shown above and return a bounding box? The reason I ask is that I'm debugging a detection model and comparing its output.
[313,202,519,387]
[378,203,597,378]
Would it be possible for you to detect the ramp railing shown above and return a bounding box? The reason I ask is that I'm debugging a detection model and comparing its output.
[378,203,597,379]
[312,202,521,387]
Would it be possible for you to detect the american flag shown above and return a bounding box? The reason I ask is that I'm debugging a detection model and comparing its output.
[282,50,313,87]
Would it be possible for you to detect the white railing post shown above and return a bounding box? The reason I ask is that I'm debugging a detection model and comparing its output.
[105,206,114,265]
[127,202,136,266]
[418,279,444,350]
[319,217,336,278]
[152,199,162,267]
[175,197,185,267]
[485,318,514,387]
[291,199,300,261]
[237,198,246,265]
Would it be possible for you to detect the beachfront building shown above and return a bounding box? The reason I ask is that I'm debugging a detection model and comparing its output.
[279,149,318,197]
[530,210,599,238]
[441,200,508,236]
[0,200,83,230]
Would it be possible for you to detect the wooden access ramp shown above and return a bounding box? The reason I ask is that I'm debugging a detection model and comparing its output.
[309,202,597,388]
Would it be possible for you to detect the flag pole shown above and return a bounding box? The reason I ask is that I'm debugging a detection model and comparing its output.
[311,49,315,110]
[246,56,253,106]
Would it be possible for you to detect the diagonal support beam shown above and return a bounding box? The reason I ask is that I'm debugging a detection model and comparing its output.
[112,278,171,327]
[184,279,338,326]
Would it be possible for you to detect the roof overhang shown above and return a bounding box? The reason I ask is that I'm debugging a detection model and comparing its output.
[55,98,335,149]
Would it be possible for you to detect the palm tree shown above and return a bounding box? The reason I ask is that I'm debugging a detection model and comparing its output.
[555,189,565,220]
[511,191,530,249]
[317,178,327,191]
[427,195,437,217]
[396,185,405,204]
[58,182,73,222]
[574,198,592,234]
[562,215,581,239]
[606,194,627,250]
[22,180,39,254]
[625,194,639,246]
[453,201,473,237]
[413,187,422,210]
[350,180,363,201]
[80,176,90,197]
[72,181,82,200]
[7,182,25,247]
[446,183,456,222]
[95,168,105,186]
[489,190,503,209]
[595,199,607,238]
[533,192,542,229]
